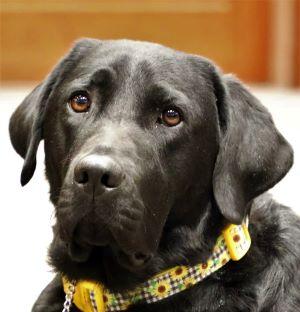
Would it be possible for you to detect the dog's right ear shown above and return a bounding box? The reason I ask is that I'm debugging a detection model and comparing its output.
[9,83,46,186]
[9,38,98,186]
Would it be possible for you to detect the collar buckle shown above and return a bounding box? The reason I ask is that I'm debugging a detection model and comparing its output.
[222,219,251,261]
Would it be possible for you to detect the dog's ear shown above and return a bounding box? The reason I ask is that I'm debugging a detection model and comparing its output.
[9,38,98,186]
[9,82,47,186]
[212,74,293,224]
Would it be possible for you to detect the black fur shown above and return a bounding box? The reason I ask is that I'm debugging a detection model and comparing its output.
[9,39,300,312]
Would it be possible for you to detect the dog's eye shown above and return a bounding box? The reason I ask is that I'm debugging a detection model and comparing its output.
[69,94,91,113]
[161,108,182,127]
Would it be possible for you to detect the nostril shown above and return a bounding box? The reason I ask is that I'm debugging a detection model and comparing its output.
[76,171,89,184]
[101,172,125,188]
[101,173,111,188]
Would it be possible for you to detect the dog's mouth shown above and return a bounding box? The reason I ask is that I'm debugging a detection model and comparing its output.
[66,219,154,271]
[57,188,161,271]
[67,239,153,271]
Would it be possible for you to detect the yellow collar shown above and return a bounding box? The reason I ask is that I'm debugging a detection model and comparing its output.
[63,222,251,312]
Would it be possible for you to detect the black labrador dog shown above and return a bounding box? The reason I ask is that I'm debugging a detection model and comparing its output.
[10,39,300,311]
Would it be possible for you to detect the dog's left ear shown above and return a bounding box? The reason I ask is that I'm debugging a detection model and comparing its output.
[212,74,293,224]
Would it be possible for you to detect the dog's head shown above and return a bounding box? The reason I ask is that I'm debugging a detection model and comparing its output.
[10,39,293,274]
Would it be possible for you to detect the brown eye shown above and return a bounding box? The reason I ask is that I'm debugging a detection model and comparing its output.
[161,108,181,126]
[69,94,91,113]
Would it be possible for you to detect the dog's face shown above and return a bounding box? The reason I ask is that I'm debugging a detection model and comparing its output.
[43,40,221,267]
[10,39,293,276]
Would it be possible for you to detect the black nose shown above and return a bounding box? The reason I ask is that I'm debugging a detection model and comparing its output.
[74,155,125,196]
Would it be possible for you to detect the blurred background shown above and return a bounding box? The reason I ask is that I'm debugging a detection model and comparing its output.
[1,0,300,86]
[0,1,299,311]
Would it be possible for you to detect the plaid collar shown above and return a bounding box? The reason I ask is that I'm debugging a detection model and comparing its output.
[62,221,251,312]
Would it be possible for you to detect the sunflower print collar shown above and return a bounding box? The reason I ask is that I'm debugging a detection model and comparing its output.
[62,221,251,312]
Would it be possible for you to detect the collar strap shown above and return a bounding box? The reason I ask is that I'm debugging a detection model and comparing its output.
[63,222,251,312]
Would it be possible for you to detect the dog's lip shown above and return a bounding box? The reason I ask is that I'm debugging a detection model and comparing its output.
[71,218,113,246]
[75,235,110,247]
[68,228,111,262]
[68,241,93,263]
